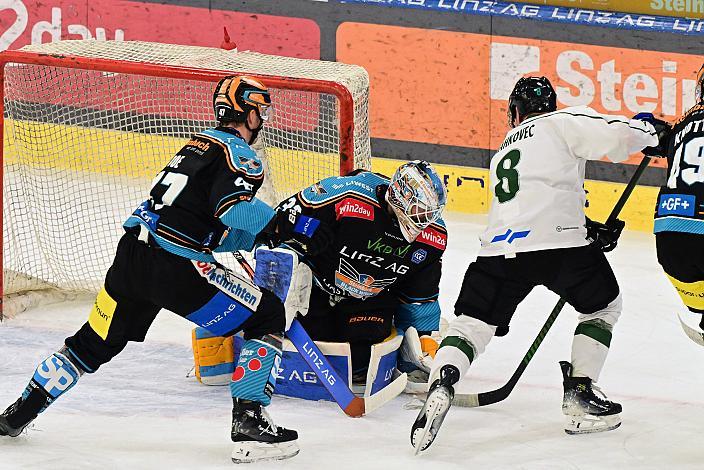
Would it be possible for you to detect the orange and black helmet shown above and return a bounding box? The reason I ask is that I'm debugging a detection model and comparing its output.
[696,64,704,104]
[213,75,272,123]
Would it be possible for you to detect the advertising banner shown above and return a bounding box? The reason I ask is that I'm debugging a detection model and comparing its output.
[511,0,704,19]
[337,22,701,167]
[339,1,704,35]
[0,0,320,55]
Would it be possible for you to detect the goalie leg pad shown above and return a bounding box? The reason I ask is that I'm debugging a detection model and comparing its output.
[191,327,237,385]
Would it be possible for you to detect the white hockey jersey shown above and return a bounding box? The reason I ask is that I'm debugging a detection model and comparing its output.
[479,105,658,257]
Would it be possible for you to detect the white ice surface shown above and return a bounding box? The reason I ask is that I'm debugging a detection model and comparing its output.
[1,213,702,470]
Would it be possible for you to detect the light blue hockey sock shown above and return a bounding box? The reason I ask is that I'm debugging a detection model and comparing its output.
[230,335,281,406]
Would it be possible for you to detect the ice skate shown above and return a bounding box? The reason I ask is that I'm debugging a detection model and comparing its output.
[410,365,460,454]
[0,398,34,437]
[560,361,622,435]
[230,399,299,463]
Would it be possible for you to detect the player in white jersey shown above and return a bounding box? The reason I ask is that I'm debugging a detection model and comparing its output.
[411,76,663,451]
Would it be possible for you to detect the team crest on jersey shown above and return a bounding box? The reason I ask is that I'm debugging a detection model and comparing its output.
[334,258,396,299]
[417,227,447,250]
[335,198,374,221]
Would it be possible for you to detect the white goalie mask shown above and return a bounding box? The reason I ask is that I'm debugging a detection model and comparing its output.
[385,160,447,243]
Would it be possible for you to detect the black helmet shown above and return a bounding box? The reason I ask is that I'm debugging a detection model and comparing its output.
[696,64,704,104]
[213,75,272,124]
[507,76,557,128]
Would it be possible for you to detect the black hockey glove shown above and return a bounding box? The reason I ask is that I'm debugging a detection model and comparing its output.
[585,217,625,253]
[633,112,672,158]
[274,208,334,256]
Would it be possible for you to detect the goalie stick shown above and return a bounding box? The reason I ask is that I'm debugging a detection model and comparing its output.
[452,155,653,408]
[231,251,407,417]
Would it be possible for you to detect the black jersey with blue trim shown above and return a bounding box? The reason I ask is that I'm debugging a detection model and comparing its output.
[276,170,447,305]
[124,127,274,261]
[655,104,704,235]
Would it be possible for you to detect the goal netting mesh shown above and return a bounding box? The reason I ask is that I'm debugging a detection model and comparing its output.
[2,40,371,317]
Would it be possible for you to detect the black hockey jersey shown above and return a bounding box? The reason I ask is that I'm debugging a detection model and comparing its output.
[276,171,447,331]
[124,127,275,261]
[654,104,704,235]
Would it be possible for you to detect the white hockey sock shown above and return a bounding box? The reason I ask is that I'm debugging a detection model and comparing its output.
[571,294,621,380]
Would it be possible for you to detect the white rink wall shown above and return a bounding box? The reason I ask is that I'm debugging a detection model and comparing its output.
[0,213,701,470]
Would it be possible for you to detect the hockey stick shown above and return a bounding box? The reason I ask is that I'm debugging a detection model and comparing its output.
[677,313,704,347]
[453,155,653,408]
[231,251,407,417]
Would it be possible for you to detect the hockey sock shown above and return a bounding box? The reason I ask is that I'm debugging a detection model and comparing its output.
[230,334,282,406]
[571,318,612,380]
[6,346,84,429]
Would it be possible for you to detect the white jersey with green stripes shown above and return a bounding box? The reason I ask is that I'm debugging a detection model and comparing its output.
[479,105,658,257]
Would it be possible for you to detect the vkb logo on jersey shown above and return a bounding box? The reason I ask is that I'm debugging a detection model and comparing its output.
[411,249,427,264]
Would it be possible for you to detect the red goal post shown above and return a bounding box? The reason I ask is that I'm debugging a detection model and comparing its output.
[0,40,371,319]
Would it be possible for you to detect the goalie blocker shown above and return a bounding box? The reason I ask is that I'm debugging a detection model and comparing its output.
[192,247,402,401]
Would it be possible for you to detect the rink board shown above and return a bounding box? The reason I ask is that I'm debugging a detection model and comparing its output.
[4,119,659,232]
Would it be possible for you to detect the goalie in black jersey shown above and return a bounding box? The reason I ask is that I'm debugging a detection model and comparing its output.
[0,75,334,463]
[654,64,704,346]
[192,161,449,397]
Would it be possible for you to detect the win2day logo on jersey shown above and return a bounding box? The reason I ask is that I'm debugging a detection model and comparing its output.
[335,198,374,221]
[417,227,447,250]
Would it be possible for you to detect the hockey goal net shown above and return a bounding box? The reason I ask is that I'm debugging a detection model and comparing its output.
[0,40,371,319]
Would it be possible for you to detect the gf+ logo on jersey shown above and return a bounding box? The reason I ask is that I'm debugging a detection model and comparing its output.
[658,194,695,216]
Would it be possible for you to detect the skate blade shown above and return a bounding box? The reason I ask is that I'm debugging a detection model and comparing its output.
[231,440,300,463]
[564,413,621,435]
[411,389,451,455]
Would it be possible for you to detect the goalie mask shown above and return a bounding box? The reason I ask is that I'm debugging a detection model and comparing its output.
[696,63,704,104]
[386,161,447,243]
[508,76,557,128]
[213,75,272,143]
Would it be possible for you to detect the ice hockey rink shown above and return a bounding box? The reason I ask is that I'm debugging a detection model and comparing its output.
[0,212,701,470]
